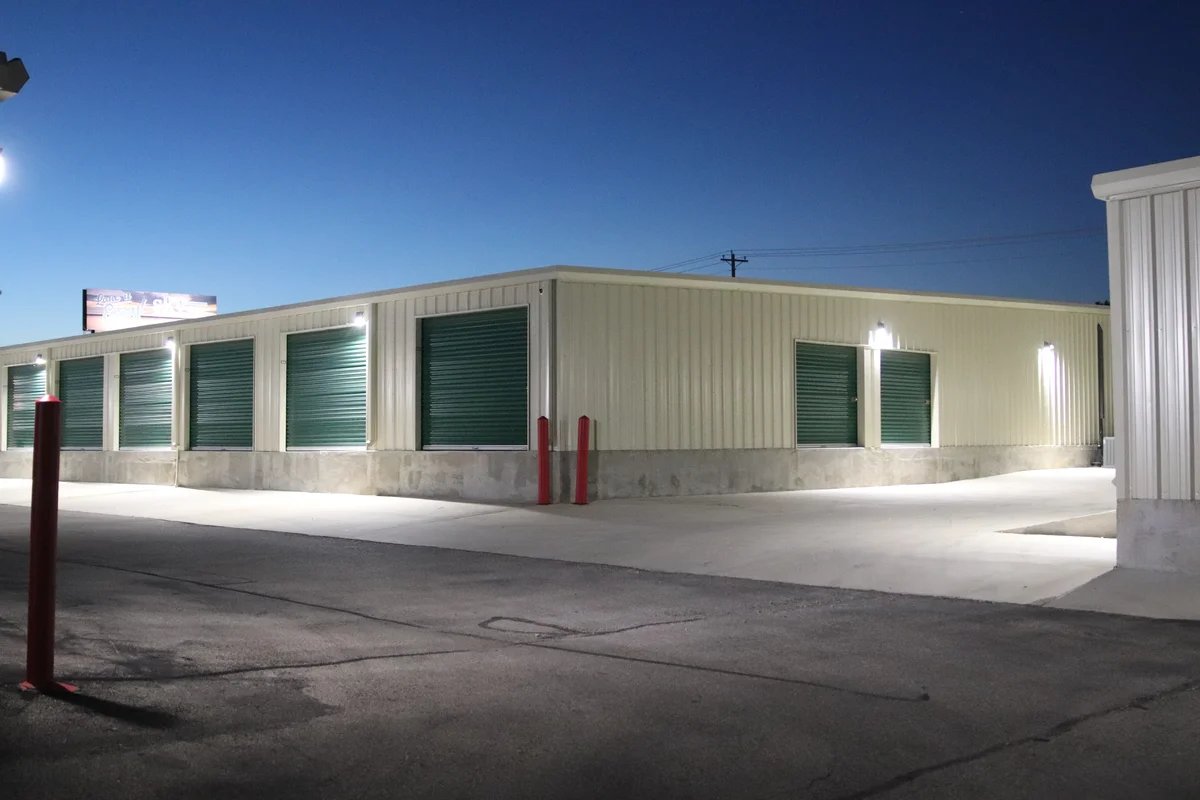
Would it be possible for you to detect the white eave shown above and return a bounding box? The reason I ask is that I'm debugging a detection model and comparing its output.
[1092,154,1200,201]
[0,265,1108,354]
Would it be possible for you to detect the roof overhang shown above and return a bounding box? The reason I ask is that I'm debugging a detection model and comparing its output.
[1092,155,1200,201]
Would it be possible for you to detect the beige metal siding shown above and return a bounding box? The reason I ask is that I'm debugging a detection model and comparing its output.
[1,275,550,454]
[374,280,551,450]
[556,279,1109,451]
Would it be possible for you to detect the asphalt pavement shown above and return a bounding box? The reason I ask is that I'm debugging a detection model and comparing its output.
[3,503,1200,799]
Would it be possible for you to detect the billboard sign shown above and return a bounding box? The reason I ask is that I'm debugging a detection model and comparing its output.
[83,289,218,333]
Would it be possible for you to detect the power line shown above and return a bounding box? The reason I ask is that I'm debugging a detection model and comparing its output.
[720,251,748,278]
[739,250,1090,273]
[651,226,1104,276]
[737,226,1103,259]
[651,251,726,272]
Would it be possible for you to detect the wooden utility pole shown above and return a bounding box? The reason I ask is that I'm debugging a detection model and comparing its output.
[721,251,748,278]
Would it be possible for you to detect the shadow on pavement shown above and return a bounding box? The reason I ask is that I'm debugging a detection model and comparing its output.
[34,686,181,729]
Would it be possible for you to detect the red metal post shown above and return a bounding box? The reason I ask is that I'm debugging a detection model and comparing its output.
[22,395,71,693]
[574,416,590,505]
[537,416,551,505]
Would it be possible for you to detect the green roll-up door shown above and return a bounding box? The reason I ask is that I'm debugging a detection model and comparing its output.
[60,357,104,450]
[286,326,366,449]
[421,307,528,448]
[881,350,932,445]
[120,349,174,449]
[190,339,254,450]
[795,342,859,447]
[6,364,46,449]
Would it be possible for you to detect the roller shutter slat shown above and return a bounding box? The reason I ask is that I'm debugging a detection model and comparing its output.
[6,364,46,449]
[190,339,254,450]
[60,357,103,450]
[421,307,528,447]
[120,350,173,448]
[286,327,367,449]
[795,343,858,447]
[881,350,932,445]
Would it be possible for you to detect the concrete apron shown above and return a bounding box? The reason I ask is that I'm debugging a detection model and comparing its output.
[0,445,1095,504]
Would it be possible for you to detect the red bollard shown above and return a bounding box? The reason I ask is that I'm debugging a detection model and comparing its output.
[574,416,590,505]
[537,416,550,505]
[21,396,75,694]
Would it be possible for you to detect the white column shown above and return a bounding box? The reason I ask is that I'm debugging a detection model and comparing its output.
[859,347,882,449]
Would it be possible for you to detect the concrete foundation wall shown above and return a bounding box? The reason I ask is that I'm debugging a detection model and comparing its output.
[575,445,1097,501]
[0,445,1094,504]
[0,450,178,485]
[1116,499,1200,574]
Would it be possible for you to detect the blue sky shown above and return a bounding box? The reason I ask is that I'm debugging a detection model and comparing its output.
[1,1,1197,344]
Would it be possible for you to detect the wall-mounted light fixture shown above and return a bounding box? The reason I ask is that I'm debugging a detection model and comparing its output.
[33,354,45,365]
[165,336,176,350]
[868,321,893,350]
[1041,341,1054,352]
[352,311,367,327]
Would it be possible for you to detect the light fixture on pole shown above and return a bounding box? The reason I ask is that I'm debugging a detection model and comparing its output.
[0,53,30,102]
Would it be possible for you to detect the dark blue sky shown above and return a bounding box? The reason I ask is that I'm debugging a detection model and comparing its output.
[1,1,1197,344]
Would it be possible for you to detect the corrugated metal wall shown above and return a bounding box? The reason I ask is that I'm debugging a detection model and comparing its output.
[1105,187,1200,502]
[555,278,1111,451]
[374,280,551,450]
[1,276,551,453]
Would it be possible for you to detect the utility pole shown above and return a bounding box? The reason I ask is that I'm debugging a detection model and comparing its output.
[721,251,748,278]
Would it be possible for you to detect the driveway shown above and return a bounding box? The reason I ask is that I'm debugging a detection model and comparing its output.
[2,503,1198,800]
[0,468,1116,605]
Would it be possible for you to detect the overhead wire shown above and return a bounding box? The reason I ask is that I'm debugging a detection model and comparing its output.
[651,226,1104,275]
[739,250,1091,273]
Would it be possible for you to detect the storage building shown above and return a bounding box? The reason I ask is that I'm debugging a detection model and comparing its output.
[0,267,1112,502]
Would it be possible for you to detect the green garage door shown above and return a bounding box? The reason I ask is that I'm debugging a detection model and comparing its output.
[6,364,46,449]
[120,349,174,449]
[881,350,932,445]
[286,326,366,449]
[795,342,859,447]
[190,339,254,450]
[59,357,104,450]
[421,307,528,448]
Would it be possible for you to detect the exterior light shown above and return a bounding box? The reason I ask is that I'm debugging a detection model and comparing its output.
[352,311,367,327]
[1042,342,1054,352]
[165,336,176,350]
[869,322,893,350]
[33,354,45,365]
[0,53,30,102]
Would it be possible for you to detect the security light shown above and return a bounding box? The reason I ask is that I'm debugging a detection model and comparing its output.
[165,337,176,350]
[33,354,45,365]
[1042,342,1054,351]
[352,312,367,327]
[869,322,892,350]
[0,53,29,102]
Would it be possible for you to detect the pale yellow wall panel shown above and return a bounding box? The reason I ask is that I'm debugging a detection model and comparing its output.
[556,279,1108,452]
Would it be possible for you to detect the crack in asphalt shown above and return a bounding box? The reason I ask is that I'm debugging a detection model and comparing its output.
[0,546,926,704]
[523,642,931,703]
[830,677,1200,799]
[66,645,498,683]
